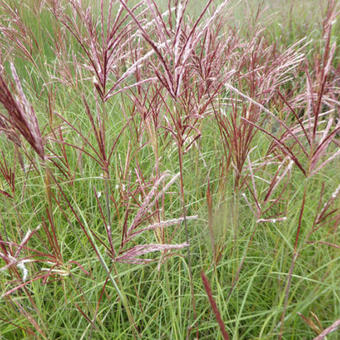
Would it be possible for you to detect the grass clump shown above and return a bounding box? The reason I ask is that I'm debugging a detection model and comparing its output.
[0,0,339,339]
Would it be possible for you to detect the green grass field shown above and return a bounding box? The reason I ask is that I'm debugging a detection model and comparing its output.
[0,1,339,339]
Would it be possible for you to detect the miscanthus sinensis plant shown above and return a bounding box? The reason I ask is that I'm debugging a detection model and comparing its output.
[0,0,339,339]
